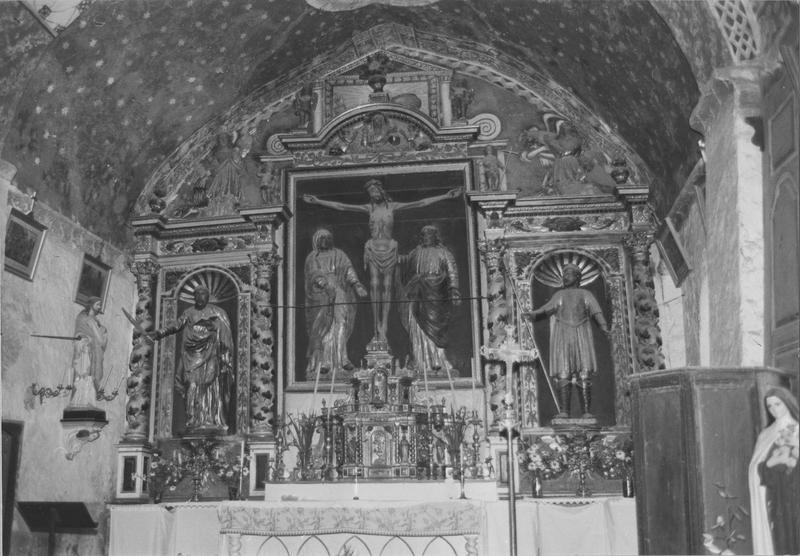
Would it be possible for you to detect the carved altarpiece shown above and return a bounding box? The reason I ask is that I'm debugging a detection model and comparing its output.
[116,43,663,500]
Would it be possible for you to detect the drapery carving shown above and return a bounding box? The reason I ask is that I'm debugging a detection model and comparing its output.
[124,259,159,441]
[249,251,280,436]
[625,232,665,372]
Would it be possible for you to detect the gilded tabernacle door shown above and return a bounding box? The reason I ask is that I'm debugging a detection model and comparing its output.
[286,163,479,389]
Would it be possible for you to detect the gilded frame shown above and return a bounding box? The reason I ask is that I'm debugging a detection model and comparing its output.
[74,253,111,309]
[4,209,47,281]
[286,161,480,390]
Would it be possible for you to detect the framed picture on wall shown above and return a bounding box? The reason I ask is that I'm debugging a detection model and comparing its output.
[4,209,47,281]
[655,217,691,287]
[75,254,110,309]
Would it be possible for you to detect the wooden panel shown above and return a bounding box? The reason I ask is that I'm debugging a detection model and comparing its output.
[637,384,688,554]
[694,382,758,556]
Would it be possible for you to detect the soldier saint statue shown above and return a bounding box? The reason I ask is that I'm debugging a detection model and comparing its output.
[525,263,609,418]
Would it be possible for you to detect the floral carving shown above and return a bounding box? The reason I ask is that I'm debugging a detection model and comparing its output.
[625,234,665,372]
[249,252,280,435]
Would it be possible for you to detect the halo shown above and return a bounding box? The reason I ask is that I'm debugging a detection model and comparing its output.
[532,252,601,288]
[179,271,238,305]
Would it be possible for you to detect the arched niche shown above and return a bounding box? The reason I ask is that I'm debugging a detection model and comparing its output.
[154,266,252,438]
[505,242,633,428]
[528,250,616,426]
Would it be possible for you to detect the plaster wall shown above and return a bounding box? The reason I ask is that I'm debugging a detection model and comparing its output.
[1,201,135,556]
[652,244,687,369]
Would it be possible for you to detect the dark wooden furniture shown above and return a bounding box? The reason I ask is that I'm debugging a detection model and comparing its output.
[630,367,789,555]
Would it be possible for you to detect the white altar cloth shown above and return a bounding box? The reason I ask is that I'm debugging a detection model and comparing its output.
[109,496,637,556]
[264,479,499,501]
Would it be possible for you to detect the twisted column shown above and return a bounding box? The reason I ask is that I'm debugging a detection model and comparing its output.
[625,233,665,372]
[478,238,510,348]
[124,259,159,441]
[249,251,280,437]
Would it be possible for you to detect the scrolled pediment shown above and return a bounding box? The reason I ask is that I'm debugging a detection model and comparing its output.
[274,104,478,155]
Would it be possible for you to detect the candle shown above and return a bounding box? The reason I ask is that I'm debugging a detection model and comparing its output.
[239,440,245,494]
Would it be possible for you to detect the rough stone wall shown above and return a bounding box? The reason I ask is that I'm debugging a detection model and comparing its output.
[1,201,134,556]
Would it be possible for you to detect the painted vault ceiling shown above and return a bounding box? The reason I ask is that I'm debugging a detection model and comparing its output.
[0,0,708,247]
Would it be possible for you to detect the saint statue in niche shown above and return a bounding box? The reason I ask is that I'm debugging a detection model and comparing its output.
[304,228,367,378]
[149,286,234,431]
[525,263,610,418]
[397,225,461,376]
[302,179,462,348]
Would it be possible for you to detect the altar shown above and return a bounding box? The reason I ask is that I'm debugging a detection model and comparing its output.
[109,495,637,555]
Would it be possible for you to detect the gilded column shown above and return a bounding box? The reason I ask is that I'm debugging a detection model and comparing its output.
[249,251,280,437]
[124,259,159,441]
[625,232,665,373]
[478,238,510,348]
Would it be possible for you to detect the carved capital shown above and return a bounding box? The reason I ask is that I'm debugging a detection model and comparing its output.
[623,231,653,260]
[129,259,160,292]
[249,250,281,287]
[478,238,506,272]
[690,64,763,135]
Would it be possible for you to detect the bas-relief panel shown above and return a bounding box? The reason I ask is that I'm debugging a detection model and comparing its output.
[287,168,476,387]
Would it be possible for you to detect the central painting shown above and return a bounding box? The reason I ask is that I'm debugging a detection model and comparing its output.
[287,163,478,389]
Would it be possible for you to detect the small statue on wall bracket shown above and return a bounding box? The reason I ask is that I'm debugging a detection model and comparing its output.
[69,296,108,408]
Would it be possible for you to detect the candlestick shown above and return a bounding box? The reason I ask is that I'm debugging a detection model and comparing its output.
[238,440,245,496]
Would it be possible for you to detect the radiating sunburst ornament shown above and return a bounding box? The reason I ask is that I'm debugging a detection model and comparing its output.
[533,253,600,288]
[179,271,237,304]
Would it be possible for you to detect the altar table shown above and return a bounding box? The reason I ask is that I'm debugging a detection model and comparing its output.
[109,496,637,555]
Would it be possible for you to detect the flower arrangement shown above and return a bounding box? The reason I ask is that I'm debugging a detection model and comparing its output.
[287,412,319,480]
[519,434,569,480]
[590,434,634,479]
[768,421,799,471]
[140,451,185,498]
[212,450,251,487]
[180,438,221,500]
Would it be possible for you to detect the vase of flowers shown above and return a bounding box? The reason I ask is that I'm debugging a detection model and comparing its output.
[180,439,220,502]
[140,451,184,503]
[531,470,544,498]
[213,452,251,500]
[519,434,569,497]
[287,412,319,481]
[590,434,634,496]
